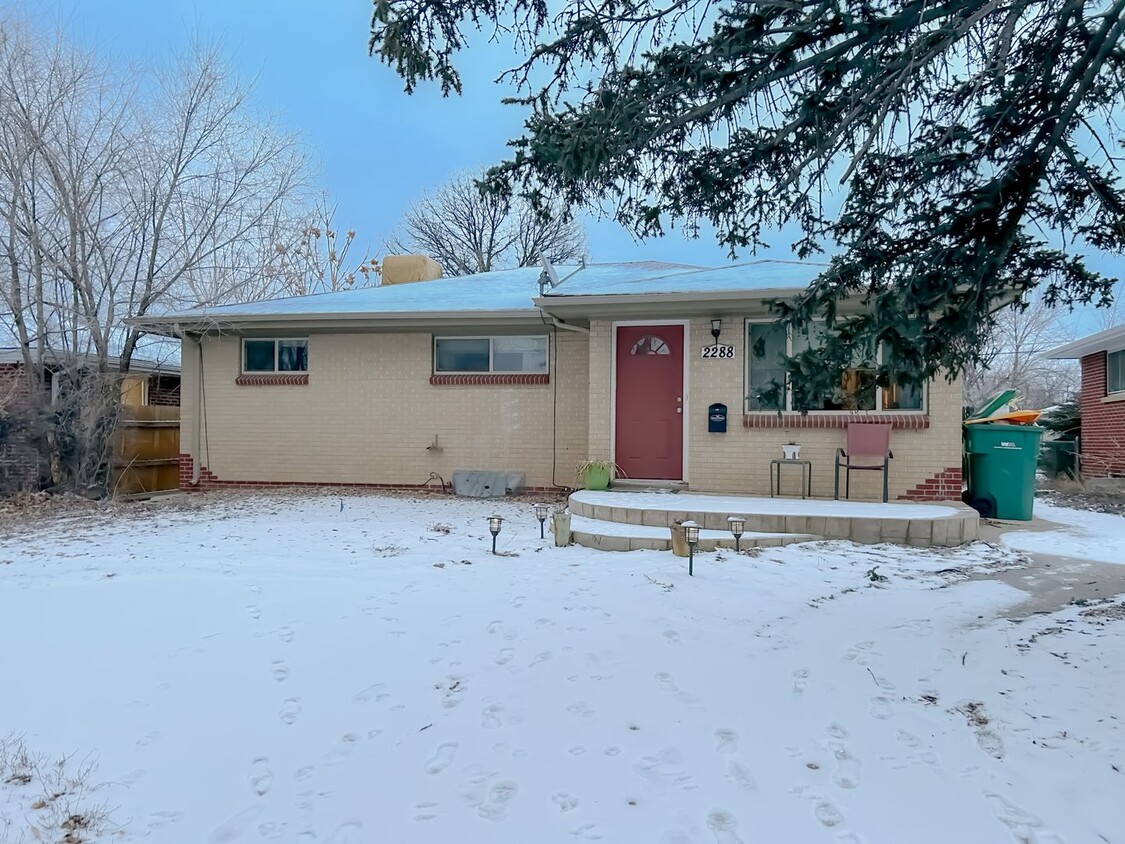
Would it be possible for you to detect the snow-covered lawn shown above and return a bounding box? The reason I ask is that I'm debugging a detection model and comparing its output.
[1,493,1122,843]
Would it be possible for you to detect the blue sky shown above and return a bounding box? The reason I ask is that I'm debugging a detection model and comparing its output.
[63,0,738,268]
[51,1,1124,334]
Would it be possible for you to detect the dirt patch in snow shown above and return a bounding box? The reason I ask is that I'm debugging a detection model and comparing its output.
[1037,488,1125,517]
[1080,601,1125,622]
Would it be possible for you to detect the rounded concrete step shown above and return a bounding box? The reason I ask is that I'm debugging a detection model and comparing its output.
[569,515,818,552]
[568,490,978,547]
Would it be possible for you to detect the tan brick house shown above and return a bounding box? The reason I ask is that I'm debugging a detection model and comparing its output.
[135,260,964,500]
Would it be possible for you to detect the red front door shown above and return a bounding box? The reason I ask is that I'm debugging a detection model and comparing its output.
[615,325,684,480]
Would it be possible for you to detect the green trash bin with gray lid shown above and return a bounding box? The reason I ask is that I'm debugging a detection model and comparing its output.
[963,422,1043,520]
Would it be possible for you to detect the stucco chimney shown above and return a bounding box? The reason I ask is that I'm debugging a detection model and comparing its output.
[381,254,443,285]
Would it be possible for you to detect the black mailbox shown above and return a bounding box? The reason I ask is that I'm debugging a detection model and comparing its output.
[708,402,728,433]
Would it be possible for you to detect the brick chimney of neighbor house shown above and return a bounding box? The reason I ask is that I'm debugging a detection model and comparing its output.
[381,254,443,285]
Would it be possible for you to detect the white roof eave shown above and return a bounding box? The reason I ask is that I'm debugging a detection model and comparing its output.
[1045,324,1125,359]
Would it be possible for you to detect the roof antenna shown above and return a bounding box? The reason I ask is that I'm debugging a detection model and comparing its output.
[538,255,585,296]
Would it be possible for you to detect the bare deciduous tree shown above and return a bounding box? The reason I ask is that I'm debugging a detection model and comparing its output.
[270,201,380,297]
[966,295,1079,409]
[0,15,314,493]
[385,170,585,276]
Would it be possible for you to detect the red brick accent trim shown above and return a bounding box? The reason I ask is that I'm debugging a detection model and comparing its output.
[1079,351,1125,477]
[176,454,564,496]
[899,466,963,501]
[429,373,549,386]
[743,412,929,430]
[235,373,309,386]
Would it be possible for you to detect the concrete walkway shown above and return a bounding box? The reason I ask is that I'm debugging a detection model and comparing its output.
[980,516,1125,619]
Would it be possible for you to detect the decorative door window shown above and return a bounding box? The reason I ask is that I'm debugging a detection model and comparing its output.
[630,335,670,356]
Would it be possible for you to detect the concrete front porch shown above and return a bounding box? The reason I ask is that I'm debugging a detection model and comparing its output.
[568,489,980,551]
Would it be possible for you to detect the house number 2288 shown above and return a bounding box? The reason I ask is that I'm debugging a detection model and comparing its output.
[701,344,735,359]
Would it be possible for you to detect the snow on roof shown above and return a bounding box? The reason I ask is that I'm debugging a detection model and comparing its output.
[1045,322,1125,359]
[147,259,824,324]
[548,259,825,297]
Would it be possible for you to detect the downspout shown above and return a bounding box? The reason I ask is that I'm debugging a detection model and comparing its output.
[547,316,590,335]
[174,323,202,486]
[192,334,202,485]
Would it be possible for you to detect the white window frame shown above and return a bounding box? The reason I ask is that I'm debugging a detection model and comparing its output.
[744,319,927,414]
[432,335,549,375]
[241,338,308,374]
[1108,348,1125,394]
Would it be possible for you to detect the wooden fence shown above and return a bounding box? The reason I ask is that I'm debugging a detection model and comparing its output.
[112,405,180,497]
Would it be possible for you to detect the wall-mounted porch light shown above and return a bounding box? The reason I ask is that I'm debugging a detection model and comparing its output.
[710,318,722,345]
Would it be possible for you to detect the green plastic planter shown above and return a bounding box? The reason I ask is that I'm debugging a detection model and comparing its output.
[583,466,611,490]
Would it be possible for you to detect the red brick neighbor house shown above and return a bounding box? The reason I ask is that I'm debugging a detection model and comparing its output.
[1047,324,1125,477]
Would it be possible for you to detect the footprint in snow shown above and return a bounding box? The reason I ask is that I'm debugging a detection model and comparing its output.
[566,701,596,719]
[279,698,301,726]
[325,819,364,843]
[270,660,290,683]
[714,728,739,754]
[842,641,879,665]
[494,648,515,665]
[294,765,314,781]
[245,605,261,620]
[815,801,844,828]
[208,806,263,843]
[146,810,183,831]
[424,742,458,774]
[248,757,274,796]
[324,734,359,765]
[258,821,286,840]
[830,747,861,789]
[482,703,504,729]
[869,696,892,720]
[654,672,678,692]
[826,723,848,740]
[706,809,744,844]
[353,683,384,704]
[552,791,579,812]
[984,792,1060,841]
[662,630,681,644]
[571,822,604,840]
[792,669,809,694]
[412,801,439,822]
[510,596,527,608]
[530,651,552,667]
[725,760,757,792]
[477,781,517,821]
[275,626,294,643]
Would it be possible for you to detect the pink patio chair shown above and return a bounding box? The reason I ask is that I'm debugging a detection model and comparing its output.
[834,422,894,503]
